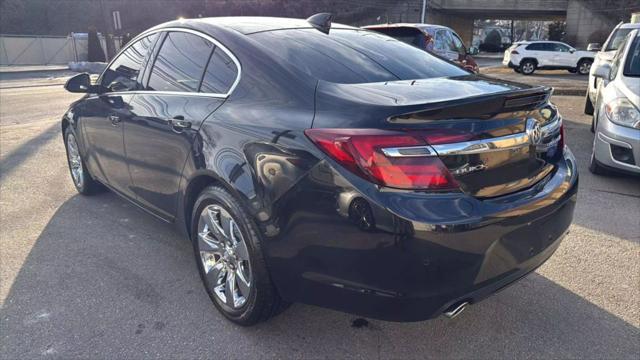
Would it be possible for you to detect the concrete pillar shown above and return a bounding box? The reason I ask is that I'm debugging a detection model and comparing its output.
[565,0,632,48]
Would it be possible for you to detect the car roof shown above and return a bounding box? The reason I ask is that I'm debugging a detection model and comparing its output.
[188,16,357,34]
[618,23,640,29]
[363,23,451,32]
[523,40,567,44]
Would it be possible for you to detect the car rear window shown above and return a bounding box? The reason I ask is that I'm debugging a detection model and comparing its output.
[249,28,468,84]
[368,27,425,48]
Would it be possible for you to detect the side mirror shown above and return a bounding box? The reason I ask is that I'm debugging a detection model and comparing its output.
[64,73,93,93]
[569,48,576,53]
[467,46,479,55]
[587,43,601,51]
[593,63,612,80]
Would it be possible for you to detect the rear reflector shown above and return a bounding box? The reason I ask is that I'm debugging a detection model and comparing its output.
[305,129,460,190]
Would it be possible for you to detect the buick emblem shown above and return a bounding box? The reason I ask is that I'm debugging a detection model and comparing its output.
[526,118,543,145]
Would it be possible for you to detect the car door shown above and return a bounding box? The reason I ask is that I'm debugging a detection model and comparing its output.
[551,43,575,67]
[125,30,238,220]
[80,33,158,198]
[524,43,545,66]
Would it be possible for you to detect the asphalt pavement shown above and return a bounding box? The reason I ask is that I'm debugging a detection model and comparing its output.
[0,77,638,359]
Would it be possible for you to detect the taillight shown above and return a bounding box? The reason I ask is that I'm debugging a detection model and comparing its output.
[304,129,460,191]
[511,50,519,55]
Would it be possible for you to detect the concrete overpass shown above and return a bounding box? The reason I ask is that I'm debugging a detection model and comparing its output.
[422,0,639,48]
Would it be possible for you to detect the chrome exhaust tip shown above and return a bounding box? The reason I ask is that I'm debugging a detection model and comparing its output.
[443,301,469,319]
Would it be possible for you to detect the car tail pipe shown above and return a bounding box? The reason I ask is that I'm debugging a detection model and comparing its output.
[443,301,470,319]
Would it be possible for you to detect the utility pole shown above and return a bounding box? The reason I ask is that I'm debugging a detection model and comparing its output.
[421,0,428,23]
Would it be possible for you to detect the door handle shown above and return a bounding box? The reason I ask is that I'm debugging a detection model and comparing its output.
[169,116,191,132]
[109,114,121,126]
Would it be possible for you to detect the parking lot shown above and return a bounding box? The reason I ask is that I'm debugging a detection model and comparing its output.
[1,70,639,358]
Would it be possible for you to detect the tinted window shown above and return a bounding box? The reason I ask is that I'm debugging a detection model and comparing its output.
[606,28,633,51]
[101,33,158,90]
[526,43,543,51]
[623,36,640,77]
[250,29,468,84]
[200,47,238,94]
[370,27,425,48]
[147,32,213,92]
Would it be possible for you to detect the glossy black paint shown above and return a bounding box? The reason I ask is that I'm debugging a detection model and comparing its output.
[62,17,578,321]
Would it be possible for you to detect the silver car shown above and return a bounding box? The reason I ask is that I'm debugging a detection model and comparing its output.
[590,30,640,175]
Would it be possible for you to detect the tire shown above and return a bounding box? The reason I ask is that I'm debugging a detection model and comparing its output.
[520,59,536,75]
[191,186,288,326]
[64,127,103,195]
[584,92,594,116]
[577,59,592,75]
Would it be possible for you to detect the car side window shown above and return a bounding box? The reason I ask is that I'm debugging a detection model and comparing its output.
[434,30,446,51]
[200,47,238,94]
[147,32,213,92]
[553,43,570,52]
[541,43,554,51]
[101,33,158,91]
[609,36,629,81]
[526,43,542,51]
[449,32,466,55]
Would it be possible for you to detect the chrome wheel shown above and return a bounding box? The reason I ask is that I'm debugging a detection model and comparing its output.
[579,61,591,75]
[521,62,534,74]
[198,204,252,309]
[66,133,83,188]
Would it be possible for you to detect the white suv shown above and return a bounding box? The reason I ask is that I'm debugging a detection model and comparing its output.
[503,41,594,75]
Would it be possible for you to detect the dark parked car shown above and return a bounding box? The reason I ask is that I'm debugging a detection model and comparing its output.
[62,15,578,325]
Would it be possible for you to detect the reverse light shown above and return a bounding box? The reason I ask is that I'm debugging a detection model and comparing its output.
[304,129,460,191]
[604,97,640,129]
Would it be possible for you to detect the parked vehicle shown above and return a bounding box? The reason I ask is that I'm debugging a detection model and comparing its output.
[503,40,594,75]
[585,22,640,115]
[589,30,640,175]
[363,23,479,73]
[62,15,578,325]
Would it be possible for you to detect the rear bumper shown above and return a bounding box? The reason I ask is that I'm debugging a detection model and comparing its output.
[265,147,578,321]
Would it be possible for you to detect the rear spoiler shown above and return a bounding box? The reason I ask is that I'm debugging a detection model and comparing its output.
[388,86,552,123]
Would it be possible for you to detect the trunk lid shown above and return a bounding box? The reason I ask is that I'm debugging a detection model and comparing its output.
[313,75,562,198]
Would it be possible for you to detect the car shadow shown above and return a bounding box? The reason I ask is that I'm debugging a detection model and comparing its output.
[1,192,638,358]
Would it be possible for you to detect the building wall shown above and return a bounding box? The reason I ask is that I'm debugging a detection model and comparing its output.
[564,0,632,48]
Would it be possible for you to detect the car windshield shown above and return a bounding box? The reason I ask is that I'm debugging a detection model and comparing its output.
[250,28,468,84]
[605,28,633,51]
[623,36,640,77]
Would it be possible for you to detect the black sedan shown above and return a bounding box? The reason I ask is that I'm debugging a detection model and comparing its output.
[62,14,578,325]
